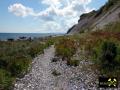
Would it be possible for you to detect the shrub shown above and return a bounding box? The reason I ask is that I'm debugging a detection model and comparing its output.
[101,41,117,65]
[0,58,8,69]
[45,39,54,47]
[28,44,44,57]
[93,40,118,74]
[55,38,77,59]
[67,59,79,67]
[9,55,31,77]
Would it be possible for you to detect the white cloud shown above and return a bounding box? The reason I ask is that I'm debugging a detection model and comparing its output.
[8,0,93,33]
[8,3,34,17]
[40,0,92,17]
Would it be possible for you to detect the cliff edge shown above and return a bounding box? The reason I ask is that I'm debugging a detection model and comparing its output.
[67,0,120,34]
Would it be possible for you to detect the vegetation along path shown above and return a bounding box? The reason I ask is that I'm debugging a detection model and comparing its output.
[14,45,119,90]
[13,45,99,90]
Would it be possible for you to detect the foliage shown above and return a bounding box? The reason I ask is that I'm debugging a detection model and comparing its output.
[0,69,13,90]
[75,29,120,76]
[28,43,44,57]
[67,59,79,67]
[0,37,55,90]
[91,39,120,75]
[9,56,31,77]
[100,41,117,69]
[55,38,78,59]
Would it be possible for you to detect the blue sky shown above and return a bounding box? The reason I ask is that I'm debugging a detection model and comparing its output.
[0,0,108,33]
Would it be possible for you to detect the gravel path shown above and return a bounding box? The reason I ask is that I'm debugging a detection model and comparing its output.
[14,45,55,90]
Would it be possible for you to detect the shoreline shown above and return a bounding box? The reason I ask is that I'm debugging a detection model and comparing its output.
[0,34,65,42]
[0,33,65,41]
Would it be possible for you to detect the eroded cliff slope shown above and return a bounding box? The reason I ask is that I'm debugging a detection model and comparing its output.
[67,0,120,34]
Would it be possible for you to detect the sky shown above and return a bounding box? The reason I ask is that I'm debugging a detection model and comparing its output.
[0,0,108,33]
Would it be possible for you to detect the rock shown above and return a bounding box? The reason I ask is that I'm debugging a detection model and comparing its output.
[51,57,59,62]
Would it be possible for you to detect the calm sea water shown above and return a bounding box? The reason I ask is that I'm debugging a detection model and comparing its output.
[0,33,64,40]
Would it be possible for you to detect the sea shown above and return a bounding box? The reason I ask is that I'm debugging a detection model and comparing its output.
[0,33,64,41]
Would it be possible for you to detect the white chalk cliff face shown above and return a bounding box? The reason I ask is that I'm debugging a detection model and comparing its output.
[67,1,120,34]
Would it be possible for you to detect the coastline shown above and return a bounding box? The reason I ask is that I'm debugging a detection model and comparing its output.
[0,33,65,41]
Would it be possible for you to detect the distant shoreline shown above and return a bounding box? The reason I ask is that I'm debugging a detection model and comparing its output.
[0,33,65,41]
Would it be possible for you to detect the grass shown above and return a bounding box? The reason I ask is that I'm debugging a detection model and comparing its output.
[0,69,14,90]
[0,37,55,90]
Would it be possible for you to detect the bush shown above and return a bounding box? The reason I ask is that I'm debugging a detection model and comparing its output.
[8,55,31,77]
[101,41,117,65]
[0,58,8,69]
[55,38,77,59]
[93,40,118,74]
[28,44,44,57]
[67,59,79,67]
[45,39,54,47]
